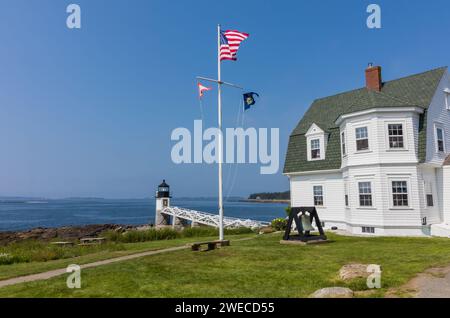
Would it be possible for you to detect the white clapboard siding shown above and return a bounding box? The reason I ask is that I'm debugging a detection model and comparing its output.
[290,172,345,222]
[426,71,450,165]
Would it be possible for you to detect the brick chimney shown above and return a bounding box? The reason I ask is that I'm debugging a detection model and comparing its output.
[365,64,382,91]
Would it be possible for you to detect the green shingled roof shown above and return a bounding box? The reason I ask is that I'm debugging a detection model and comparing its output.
[284,67,447,174]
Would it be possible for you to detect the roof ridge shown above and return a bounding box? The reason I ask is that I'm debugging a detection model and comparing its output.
[313,66,447,103]
[382,66,447,85]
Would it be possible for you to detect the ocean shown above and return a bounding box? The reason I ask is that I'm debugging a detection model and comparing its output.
[0,198,287,232]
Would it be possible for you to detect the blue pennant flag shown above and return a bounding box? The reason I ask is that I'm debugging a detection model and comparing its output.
[243,92,259,110]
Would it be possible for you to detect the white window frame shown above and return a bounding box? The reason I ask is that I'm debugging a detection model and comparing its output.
[310,138,321,160]
[355,126,370,152]
[385,121,407,151]
[362,226,375,234]
[424,181,434,208]
[444,89,450,110]
[305,124,327,161]
[358,181,373,208]
[344,182,349,208]
[435,123,446,153]
[341,131,347,157]
[388,178,411,209]
[313,185,324,207]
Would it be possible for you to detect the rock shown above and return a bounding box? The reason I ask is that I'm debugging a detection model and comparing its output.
[339,263,371,281]
[0,224,137,246]
[310,287,354,298]
[259,227,275,234]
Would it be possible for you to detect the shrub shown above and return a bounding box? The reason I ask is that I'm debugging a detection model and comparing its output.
[224,227,255,235]
[271,218,287,231]
[174,226,253,238]
[285,207,292,216]
[182,227,218,238]
[119,228,181,243]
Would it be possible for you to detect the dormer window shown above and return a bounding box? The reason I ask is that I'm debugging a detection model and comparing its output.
[305,123,327,161]
[311,139,321,159]
[445,88,450,110]
[436,127,445,152]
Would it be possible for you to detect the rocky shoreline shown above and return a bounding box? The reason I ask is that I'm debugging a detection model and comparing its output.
[0,224,139,245]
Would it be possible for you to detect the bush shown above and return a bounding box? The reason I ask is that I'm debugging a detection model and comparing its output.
[271,218,287,231]
[105,226,254,242]
[285,207,291,216]
[109,228,181,243]
[182,227,218,238]
[182,226,255,238]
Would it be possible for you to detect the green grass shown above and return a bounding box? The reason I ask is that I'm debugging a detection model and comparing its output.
[2,232,450,297]
[0,233,254,281]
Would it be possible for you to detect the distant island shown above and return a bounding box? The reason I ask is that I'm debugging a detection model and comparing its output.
[243,191,290,203]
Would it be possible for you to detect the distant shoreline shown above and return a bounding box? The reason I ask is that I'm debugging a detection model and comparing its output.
[240,199,290,204]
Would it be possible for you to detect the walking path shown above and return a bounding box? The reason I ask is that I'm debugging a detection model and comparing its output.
[0,245,188,288]
[0,235,260,289]
[386,265,450,298]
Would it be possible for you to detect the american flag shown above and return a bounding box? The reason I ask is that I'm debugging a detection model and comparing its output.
[220,30,249,61]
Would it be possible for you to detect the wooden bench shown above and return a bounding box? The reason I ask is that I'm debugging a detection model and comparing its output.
[79,237,106,246]
[50,241,74,247]
[189,240,230,251]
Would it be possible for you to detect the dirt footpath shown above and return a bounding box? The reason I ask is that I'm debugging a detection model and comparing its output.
[387,266,450,298]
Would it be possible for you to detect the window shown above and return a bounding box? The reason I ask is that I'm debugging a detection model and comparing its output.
[425,182,433,207]
[344,183,349,207]
[436,127,445,152]
[313,186,324,206]
[427,194,434,207]
[358,182,373,207]
[388,124,404,149]
[341,131,346,156]
[445,90,450,110]
[392,181,409,207]
[362,227,375,234]
[356,127,369,151]
[311,139,321,159]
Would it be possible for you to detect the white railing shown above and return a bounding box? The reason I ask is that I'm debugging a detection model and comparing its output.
[161,206,270,229]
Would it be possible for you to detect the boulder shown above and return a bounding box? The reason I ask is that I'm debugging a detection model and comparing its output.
[311,287,354,298]
[259,227,275,234]
[339,263,371,281]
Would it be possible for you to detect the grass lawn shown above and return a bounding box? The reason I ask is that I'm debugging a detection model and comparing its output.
[0,234,254,281]
[1,232,450,297]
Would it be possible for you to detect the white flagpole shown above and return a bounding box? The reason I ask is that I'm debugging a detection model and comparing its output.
[217,24,224,241]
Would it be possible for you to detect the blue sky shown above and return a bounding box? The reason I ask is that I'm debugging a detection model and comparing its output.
[0,0,449,198]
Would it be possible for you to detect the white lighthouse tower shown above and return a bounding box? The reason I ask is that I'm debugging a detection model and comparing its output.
[155,180,171,228]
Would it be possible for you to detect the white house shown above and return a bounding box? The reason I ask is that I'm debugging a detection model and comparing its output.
[284,65,450,236]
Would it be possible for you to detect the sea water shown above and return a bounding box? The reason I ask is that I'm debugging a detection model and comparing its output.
[0,198,287,232]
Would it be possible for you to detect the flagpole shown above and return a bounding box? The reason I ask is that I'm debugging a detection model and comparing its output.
[217,23,224,241]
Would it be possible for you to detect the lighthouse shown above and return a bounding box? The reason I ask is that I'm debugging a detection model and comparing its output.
[155,180,171,228]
